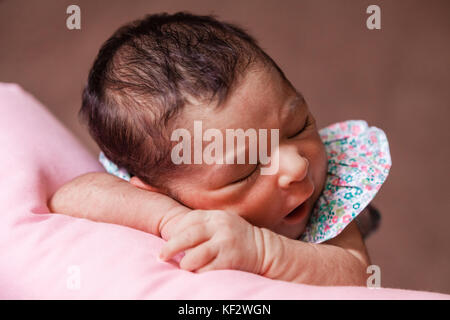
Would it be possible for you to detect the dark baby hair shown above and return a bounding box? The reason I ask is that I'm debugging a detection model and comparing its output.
[79,11,286,192]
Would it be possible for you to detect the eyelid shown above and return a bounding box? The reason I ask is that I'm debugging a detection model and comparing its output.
[288,115,309,138]
[232,164,259,184]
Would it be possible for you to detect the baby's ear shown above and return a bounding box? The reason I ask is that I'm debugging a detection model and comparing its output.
[129,176,161,193]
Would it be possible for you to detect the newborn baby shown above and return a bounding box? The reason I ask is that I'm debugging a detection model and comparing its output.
[49,12,391,285]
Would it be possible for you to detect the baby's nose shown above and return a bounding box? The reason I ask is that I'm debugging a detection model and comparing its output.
[278,147,309,189]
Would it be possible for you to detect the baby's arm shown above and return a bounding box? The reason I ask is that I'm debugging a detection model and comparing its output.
[48,172,190,240]
[259,220,371,286]
[50,173,370,285]
[160,209,370,286]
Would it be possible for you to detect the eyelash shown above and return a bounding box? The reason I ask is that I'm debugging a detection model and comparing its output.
[289,116,310,139]
[232,116,311,185]
[233,165,259,184]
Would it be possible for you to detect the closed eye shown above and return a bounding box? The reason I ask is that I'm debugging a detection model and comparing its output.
[288,116,310,139]
[231,164,259,184]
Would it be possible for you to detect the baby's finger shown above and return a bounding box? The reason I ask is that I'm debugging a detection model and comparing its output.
[179,242,218,272]
[194,252,235,273]
[194,260,220,273]
[167,211,210,239]
[159,224,211,261]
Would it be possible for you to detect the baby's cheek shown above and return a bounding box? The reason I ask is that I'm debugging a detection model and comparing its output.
[235,185,282,228]
[316,144,328,173]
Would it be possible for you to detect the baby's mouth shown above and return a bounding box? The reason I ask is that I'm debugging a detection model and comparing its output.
[283,183,315,224]
[283,201,308,224]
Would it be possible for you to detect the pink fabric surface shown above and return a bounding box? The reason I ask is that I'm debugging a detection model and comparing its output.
[0,82,448,299]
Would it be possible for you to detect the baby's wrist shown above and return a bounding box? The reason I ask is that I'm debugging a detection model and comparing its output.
[157,205,191,240]
[256,227,288,278]
[256,229,313,282]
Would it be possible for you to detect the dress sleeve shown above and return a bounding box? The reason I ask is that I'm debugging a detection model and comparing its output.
[300,120,392,243]
[98,152,131,182]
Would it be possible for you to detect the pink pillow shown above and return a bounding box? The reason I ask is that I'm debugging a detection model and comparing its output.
[0,82,447,299]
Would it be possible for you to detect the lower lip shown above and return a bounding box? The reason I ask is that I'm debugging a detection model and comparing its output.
[283,201,308,224]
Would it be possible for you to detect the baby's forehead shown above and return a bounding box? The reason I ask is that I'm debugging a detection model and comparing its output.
[178,68,299,130]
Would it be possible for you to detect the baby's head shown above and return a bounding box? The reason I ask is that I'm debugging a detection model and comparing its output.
[80,12,327,239]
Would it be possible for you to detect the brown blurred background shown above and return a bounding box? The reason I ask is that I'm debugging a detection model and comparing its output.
[1,0,449,294]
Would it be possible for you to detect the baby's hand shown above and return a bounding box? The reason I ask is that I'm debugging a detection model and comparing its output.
[158,210,265,274]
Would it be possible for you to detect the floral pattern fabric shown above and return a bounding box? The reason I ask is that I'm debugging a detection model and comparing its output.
[300,120,391,243]
[99,152,131,182]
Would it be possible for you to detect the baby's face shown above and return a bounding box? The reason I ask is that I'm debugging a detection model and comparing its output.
[167,66,328,239]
